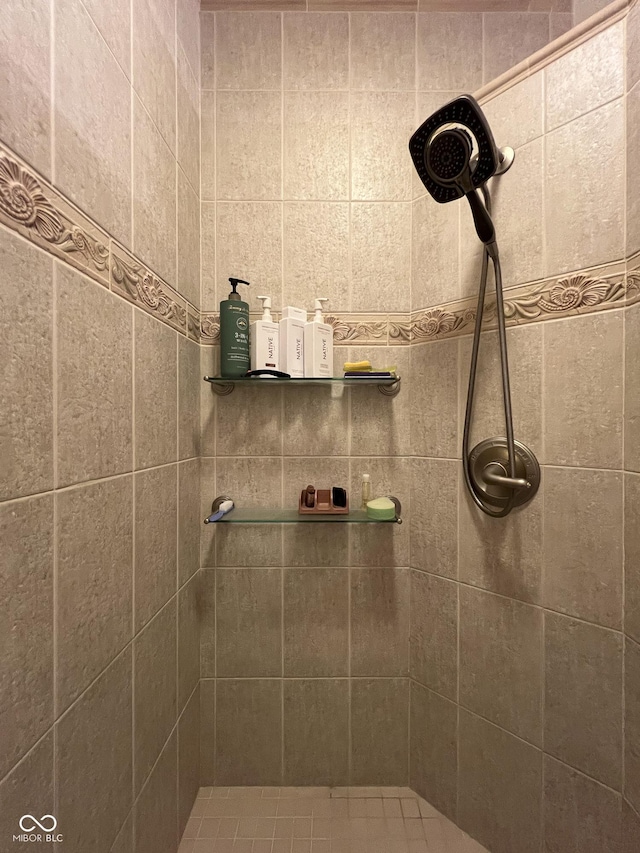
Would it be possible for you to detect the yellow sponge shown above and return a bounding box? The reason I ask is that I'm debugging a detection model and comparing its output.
[343,360,372,372]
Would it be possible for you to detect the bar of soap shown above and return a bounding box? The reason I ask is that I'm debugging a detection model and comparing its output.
[366,497,396,520]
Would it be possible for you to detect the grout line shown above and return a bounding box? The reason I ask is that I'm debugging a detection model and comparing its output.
[51,252,58,821]
[52,261,59,724]
[50,0,55,183]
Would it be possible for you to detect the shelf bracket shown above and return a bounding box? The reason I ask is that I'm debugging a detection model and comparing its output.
[205,376,235,395]
[378,377,401,397]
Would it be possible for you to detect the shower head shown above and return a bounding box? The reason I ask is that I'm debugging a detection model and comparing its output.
[409,94,514,249]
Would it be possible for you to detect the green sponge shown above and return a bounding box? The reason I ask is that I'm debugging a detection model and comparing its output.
[366,497,396,520]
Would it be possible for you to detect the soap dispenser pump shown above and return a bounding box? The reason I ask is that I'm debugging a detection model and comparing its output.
[304,297,334,378]
[250,295,280,374]
[220,277,250,378]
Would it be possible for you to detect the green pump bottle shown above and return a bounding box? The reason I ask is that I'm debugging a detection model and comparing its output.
[220,277,250,378]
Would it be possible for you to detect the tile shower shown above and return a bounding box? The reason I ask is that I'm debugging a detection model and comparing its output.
[0,3,639,853]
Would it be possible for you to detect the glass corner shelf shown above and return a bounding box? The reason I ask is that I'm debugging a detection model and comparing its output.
[204,497,403,525]
[204,374,401,397]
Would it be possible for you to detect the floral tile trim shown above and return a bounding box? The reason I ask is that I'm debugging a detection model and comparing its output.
[110,242,187,334]
[187,307,201,342]
[0,145,109,287]
[326,314,389,345]
[412,266,632,342]
[628,252,640,307]
[200,312,220,344]
[0,140,636,348]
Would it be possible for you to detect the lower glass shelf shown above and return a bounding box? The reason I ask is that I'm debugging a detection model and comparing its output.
[206,508,401,524]
[204,374,401,397]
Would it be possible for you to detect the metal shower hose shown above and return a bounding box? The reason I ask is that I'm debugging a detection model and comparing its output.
[462,187,519,518]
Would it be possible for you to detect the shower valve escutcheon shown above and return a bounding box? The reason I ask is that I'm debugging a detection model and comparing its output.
[469,438,540,511]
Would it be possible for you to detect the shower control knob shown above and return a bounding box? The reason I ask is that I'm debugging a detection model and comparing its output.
[468,438,541,510]
[482,462,530,491]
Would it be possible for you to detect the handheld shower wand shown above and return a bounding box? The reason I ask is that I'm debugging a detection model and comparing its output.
[409,95,539,517]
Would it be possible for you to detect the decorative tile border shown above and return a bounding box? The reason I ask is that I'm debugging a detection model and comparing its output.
[0,139,636,350]
[199,311,411,347]
[0,141,198,337]
[110,242,187,334]
[411,264,632,343]
[0,147,110,287]
[628,251,640,307]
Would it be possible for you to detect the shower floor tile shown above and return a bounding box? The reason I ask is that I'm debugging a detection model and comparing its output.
[179,787,488,852]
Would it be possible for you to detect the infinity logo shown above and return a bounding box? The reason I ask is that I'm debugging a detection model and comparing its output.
[19,815,57,832]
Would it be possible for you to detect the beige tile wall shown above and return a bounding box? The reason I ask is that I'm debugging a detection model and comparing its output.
[200,7,569,316]
[198,15,639,851]
[0,2,202,852]
[408,8,640,853]
[0,0,201,310]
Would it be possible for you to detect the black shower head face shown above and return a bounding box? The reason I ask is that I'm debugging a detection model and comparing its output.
[409,95,500,203]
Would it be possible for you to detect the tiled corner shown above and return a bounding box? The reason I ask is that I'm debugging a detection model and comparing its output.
[132,95,176,286]
[409,682,458,821]
[458,476,543,606]
[56,476,133,713]
[178,686,201,838]
[179,458,201,585]
[132,0,176,155]
[351,568,409,677]
[545,22,623,131]
[284,568,348,677]
[544,612,623,790]
[0,495,54,780]
[135,465,178,631]
[134,731,178,853]
[55,0,131,248]
[216,680,282,785]
[458,710,542,853]
[56,649,133,853]
[134,600,177,795]
[56,263,133,487]
[483,12,550,82]
[0,228,53,501]
[351,679,409,785]
[134,309,178,470]
[410,458,458,579]
[543,310,623,469]
[410,339,458,458]
[544,99,624,277]
[544,755,622,853]
[459,585,542,745]
[410,571,457,701]
[177,170,200,311]
[178,573,200,712]
[543,466,623,629]
[200,679,216,786]
[626,638,640,815]
[216,568,282,678]
[0,1,51,176]
[283,679,349,786]
[179,335,201,460]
